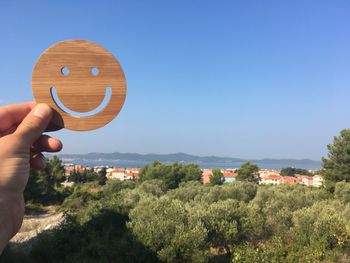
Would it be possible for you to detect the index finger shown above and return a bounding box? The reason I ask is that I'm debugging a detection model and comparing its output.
[0,102,35,132]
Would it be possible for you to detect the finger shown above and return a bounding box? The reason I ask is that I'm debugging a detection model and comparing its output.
[30,152,46,170]
[0,117,62,138]
[0,125,17,137]
[32,135,63,153]
[14,104,53,147]
[0,102,35,132]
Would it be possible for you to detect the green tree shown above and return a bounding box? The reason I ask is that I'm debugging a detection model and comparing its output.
[24,156,65,204]
[85,169,98,182]
[334,182,350,203]
[139,161,202,189]
[9,169,350,263]
[69,169,98,184]
[288,200,350,262]
[322,129,350,188]
[194,199,248,255]
[280,167,311,176]
[68,169,81,183]
[236,162,260,183]
[97,167,108,185]
[49,156,66,186]
[210,168,225,185]
[29,210,159,262]
[180,163,203,183]
[128,196,209,262]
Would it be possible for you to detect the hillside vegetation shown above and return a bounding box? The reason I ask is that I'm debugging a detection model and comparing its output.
[1,129,350,263]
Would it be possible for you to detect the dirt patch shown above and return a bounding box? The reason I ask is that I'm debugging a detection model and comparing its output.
[9,210,64,252]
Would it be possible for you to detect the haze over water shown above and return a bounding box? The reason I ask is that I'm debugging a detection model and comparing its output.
[65,159,321,170]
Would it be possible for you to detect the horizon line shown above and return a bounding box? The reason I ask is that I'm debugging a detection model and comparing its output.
[54,151,322,162]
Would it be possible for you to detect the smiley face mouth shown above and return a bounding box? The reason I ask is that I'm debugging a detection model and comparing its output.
[50,87,112,118]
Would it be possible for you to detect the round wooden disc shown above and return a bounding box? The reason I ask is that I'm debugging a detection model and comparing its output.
[32,40,127,131]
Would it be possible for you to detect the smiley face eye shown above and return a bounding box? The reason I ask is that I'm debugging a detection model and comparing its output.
[61,67,70,76]
[91,67,99,76]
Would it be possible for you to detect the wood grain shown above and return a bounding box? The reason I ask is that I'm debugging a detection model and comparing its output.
[32,40,127,131]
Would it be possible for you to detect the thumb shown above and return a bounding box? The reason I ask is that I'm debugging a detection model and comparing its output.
[14,104,53,147]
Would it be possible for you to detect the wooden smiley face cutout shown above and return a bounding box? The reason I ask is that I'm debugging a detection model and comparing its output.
[32,40,126,131]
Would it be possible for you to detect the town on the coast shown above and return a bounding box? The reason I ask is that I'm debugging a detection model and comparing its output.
[63,163,324,187]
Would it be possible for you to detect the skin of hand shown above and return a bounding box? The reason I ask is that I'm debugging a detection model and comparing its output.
[0,102,62,253]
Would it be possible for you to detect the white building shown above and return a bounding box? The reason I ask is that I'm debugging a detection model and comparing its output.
[108,168,126,180]
[260,175,281,185]
[313,175,324,187]
[299,176,313,187]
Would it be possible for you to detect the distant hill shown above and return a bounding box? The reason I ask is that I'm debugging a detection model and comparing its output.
[57,152,321,169]
[59,152,243,162]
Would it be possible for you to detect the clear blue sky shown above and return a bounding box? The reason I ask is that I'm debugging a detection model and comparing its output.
[1,1,349,160]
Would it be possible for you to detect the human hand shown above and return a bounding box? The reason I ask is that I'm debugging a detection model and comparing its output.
[0,102,62,252]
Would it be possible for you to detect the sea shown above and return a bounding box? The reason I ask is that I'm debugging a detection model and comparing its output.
[62,159,321,170]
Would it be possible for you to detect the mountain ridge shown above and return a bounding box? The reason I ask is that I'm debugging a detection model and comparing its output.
[57,152,321,167]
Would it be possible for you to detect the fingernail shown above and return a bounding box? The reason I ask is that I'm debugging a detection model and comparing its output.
[32,104,52,120]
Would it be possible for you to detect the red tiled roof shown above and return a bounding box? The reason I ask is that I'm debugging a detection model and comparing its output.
[111,168,125,173]
[128,168,142,172]
[223,171,236,178]
[280,176,301,184]
[264,175,281,180]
